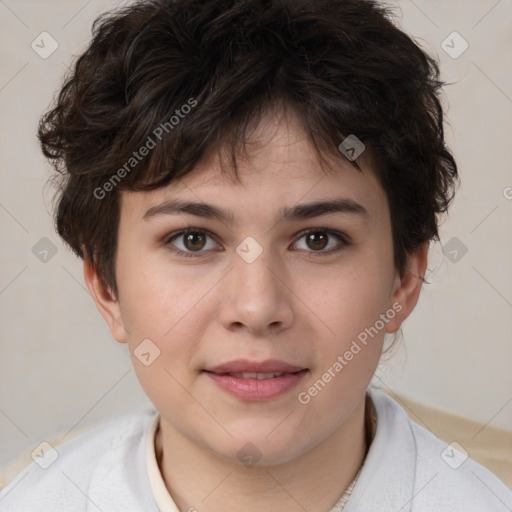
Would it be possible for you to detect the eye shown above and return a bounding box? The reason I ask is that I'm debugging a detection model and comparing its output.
[292,229,350,255]
[164,228,220,257]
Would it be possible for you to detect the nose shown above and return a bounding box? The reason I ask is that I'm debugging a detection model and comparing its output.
[217,245,294,336]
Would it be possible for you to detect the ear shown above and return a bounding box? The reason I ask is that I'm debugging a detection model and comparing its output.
[385,242,429,334]
[83,258,128,344]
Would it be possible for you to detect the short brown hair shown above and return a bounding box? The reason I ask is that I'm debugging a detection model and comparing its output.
[38,0,459,297]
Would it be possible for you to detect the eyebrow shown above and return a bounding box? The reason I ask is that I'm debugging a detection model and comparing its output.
[143,197,369,224]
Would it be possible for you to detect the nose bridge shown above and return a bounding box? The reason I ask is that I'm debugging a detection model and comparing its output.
[219,237,293,333]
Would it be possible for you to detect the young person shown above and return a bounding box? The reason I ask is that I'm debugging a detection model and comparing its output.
[1,0,511,510]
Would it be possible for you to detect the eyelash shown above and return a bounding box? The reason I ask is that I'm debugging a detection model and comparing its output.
[163,227,351,258]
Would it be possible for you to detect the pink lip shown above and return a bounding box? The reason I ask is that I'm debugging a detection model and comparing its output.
[203,359,308,401]
[206,359,305,374]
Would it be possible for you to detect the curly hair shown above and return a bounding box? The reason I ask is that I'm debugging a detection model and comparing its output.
[38,0,459,297]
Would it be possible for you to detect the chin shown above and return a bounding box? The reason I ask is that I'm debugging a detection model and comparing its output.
[203,429,313,468]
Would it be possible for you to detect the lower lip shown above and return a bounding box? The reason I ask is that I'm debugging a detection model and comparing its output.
[204,370,308,401]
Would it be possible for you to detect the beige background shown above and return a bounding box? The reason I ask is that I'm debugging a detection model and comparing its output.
[1,0,511,477]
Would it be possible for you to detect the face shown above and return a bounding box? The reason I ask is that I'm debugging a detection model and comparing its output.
[86,108,426,466]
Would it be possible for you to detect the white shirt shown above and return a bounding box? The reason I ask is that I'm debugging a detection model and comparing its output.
[1,388,511,511]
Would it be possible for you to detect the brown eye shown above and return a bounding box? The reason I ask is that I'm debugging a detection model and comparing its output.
[293,229,350,255]
[183,231,207,251]
[165,228,219,257]
[305,232,329,251]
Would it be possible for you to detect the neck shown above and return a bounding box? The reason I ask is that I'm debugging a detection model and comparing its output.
[155,396,368,512]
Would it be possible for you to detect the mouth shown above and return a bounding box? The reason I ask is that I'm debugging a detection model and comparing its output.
[213,371,296,380]
[202,360,308,401]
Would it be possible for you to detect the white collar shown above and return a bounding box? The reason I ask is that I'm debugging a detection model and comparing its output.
[343,387,416,511]
[146,414,181,512]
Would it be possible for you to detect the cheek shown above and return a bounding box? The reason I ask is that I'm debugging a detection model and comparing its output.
[120,266,208,406]
[307,257,393,337]
[297,246,395,386]
[117,248,198,336]
[294,264,390,424]
[117,254,220,380]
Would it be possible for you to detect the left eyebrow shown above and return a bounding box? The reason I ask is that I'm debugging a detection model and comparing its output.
[281,198,368,221]
[143,197,369,224]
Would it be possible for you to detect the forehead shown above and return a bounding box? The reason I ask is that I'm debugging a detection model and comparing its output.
[119,109,387,223]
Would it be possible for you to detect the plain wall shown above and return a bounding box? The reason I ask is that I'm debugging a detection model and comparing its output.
[1,0,511,473]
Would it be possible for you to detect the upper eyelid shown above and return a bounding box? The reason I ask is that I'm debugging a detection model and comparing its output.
[165,227,218,244]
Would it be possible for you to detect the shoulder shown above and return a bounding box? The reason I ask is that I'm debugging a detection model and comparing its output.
[410,419,512,511]
[371,388,512,511]
[0,407,158,511]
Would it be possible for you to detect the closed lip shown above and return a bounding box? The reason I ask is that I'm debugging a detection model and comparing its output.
[204,359,306,374]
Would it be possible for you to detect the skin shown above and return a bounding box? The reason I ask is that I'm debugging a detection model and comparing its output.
[85,107,428,512]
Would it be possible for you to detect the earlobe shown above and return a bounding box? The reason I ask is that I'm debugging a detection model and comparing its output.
[386,242,429,334]
[83,259,128,344]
